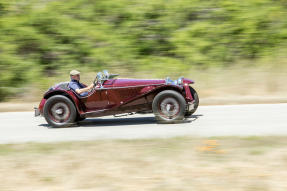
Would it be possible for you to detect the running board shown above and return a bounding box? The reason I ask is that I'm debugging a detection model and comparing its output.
[113,112,135,117]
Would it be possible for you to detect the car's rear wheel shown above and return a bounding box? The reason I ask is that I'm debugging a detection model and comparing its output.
[43,95,77,128]
[185,87,199,117]
[152,90,186,123]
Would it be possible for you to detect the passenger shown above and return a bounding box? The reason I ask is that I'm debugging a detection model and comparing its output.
[69,70,94,97]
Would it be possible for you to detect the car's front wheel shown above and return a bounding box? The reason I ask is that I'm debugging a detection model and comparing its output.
[152,90,186,123]
[43,95,77,128]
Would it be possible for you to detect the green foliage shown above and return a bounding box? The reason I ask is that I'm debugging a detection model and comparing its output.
[1,0,287,100]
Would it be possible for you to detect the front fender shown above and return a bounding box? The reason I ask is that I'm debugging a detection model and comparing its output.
[142,84,185,103]
[149,84,184,95]
[183,78,194,84]
[148,84,195,102]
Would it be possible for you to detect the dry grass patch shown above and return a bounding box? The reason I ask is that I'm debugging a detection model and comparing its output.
[0,136,287,191]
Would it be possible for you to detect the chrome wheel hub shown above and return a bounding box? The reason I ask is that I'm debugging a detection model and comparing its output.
[166,104,171,111]
[55,108,64,115]
[50,102,70,122]
[160,98,179,118]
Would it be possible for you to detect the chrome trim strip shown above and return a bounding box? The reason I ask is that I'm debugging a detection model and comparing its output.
[100,83,167,90]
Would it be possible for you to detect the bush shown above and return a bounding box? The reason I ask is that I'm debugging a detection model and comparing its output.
[1,0,287,100]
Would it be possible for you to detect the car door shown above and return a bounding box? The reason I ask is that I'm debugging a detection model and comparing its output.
[80,88,109,111]
[105,86,145,108]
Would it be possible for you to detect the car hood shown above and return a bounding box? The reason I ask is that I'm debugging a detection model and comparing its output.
[103,79,166,87]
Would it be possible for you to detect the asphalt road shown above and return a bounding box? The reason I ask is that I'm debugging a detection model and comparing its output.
[0,104,286,144]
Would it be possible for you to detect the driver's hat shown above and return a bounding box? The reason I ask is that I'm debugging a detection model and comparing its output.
[70,70,80,76]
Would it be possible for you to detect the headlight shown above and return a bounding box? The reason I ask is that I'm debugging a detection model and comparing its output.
[177,77,184,85]
[166,77,176,85]
[166,77,184,85]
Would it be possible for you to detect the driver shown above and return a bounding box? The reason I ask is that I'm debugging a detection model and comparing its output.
[69,70,94,97]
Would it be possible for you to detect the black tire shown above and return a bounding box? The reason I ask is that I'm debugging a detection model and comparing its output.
[152,90,186,123]
[43,95,77,128]
[185,87,199,117]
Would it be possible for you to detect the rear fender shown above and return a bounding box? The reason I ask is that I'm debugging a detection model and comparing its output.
[43,90,85,115]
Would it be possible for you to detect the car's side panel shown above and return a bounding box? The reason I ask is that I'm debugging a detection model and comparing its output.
[105,84,184,108]
[105,86,147,108]
[79,89,109,112]
[82,84,186,118]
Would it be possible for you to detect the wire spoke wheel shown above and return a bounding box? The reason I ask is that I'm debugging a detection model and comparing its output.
[152,90,186,123]
[43,95,77,128]
[159,97,180,119]
[49,102,71,123]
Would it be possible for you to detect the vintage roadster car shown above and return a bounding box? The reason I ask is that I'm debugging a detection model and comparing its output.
[35,70,199,128]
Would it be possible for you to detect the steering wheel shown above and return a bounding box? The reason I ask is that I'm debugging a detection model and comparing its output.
[93,75,99,86]
[93,72,104,87]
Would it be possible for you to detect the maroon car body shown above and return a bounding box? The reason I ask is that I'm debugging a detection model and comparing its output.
[35,71,199,127]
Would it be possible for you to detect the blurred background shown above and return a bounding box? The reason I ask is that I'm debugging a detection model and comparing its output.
[1,0,287,103]
[1,2,287,190]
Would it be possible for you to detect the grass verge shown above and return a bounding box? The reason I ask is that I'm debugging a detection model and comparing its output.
[0,136,287,191]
